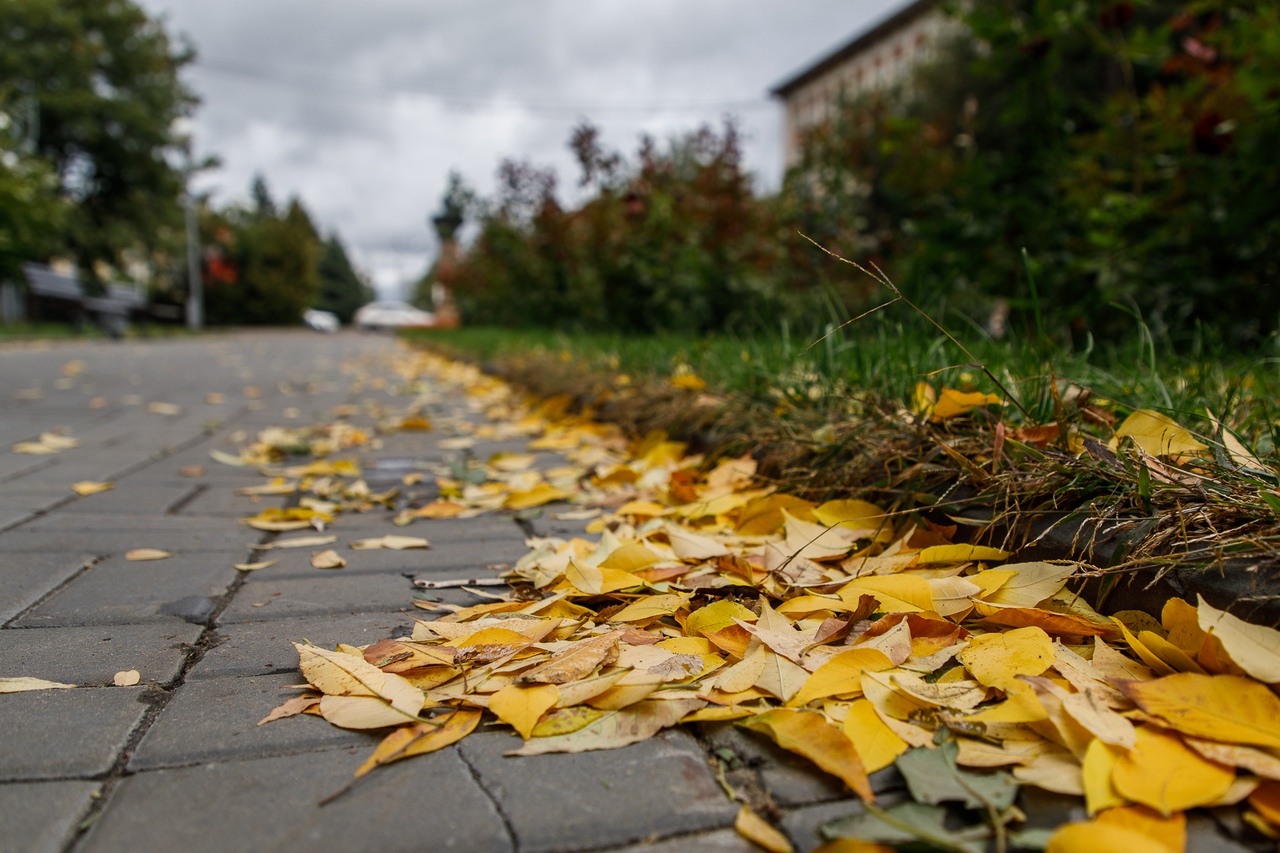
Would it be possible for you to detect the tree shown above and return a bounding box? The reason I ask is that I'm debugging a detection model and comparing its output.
[0,97,66,281]
[316,234,371,324]
[0,0,197,283]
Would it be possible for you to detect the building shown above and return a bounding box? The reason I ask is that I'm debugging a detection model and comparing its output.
[770,0,953,166]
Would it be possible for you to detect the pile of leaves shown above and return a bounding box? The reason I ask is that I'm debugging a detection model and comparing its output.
[237,349,1280,851]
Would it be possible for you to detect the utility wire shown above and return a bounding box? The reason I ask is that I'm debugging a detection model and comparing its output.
[195,55,776,115]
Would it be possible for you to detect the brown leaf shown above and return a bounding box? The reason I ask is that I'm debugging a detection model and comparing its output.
[257,694,321,726]
[517,630,624,684]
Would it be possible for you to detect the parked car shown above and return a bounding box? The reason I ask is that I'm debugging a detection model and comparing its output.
[354,300,435,331]
[302,308,340,333]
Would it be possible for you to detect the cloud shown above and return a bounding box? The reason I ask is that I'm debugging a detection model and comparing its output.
[138,0,905,297]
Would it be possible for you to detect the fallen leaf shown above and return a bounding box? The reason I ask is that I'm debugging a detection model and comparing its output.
[124,549,171,561]
[257,694,321,725]
[71,481,113,496]
[1196,596,1280,683]
[0,677,77,693]
[897,739,1019,810]
[743,709,873,801]
[914,544,1009,566]
[355,710,481,776]
[735,805,793,853]
[1122,672,1280,748]
[977,562,1078,609]
[233,559,277,571]
[958,626,1054,691]
[490,683,560,739]
[841,698,908,772]
[263,534,337,549]
[147,401,182,415]
[1111,726,1235,815]
[350,535,430,550]
[311,549,346,569]
[295,642,424,727]
[1112,409,1208,457]
[113,669,141,687]
[509,697,703,755]
[517,630,623,684]
[788,648,893,707]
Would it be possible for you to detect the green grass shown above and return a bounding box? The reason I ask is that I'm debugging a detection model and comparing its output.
[405,308,1280,456]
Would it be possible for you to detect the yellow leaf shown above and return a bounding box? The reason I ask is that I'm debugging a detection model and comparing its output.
[977,561,1077,608]
[743,709,873,801]
[415,500,468,518]
[686,599,757,637]
[310,549,346,569]
[261,534,337,550]
[914,543,1010,566]
[754,648,811,703]
[670,369,706,391]
[1082,739,1126,815]
[531,706,606,737]
[1196,595,1280,683]
[124,548,171,561]
[0,677,76,693]
[1122,672,1280,748]
[565,560,637,595]
[505,482,572,510]
[233,559,277,571]
[113,669,141,687]
[1111,726,1234,815]
[349,535,430,550]
[1110,618,1176,677]
[1113,409,1208,457]
[490,683,560,739]
[511,697,704,755]
[354,710,481,776]
[296,642,425,721]
[610,593,690,623]
[665,524,730,560]
[1161,597,1205,653]
[598,542,662,572]
[1047,816,1178,853]
[734,805,793,853]
[812,499,890,537]
[930,387,1002,421]
[841,698,908,772]
[788,649,893,707]
[838,575,934,612]
[71,481,113,496]
[958,626,1054,691]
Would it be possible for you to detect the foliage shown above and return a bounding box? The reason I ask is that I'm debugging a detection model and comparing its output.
[449,121,797,334]
[202,178,322,326]
[785,0,1280,348]
[0,0,198,284]
[316,234,372,324]
[0,100,65,282]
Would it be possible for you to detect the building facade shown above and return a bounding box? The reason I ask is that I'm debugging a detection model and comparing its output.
[771,0,952,166]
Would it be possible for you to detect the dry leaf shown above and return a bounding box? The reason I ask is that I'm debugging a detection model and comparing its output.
[735,805,793,853]
[489,683,560,739]
[1122,672,1280,748]
[71,481,113,496]
[350,535,430,550]
[0,677,77,693]
[263,534,337,549]
[509,698,703,755]
[233,559,277,571]
[311,549,346,569]
[355,710,481,776]
[517,630,623,684]
[1112,409,1208,457]
[743,709,873,801]
[124,548,171,561]
[113,669,141,687]
[1111,726,1234,815]
[1196,596,1280,683]
[258,694,320,725]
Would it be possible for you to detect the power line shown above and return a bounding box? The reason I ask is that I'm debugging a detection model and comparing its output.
[194,55,775,116]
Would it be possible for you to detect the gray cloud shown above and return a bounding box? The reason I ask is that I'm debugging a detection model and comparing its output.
[137,0,903,296]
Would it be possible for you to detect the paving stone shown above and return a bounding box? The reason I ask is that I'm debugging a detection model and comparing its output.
[457,728,737,852]
[219,572,422,622]
[0,686,148,781]
[13,552,241,628]
[129,672,376,770]
[606,829,758,852]
[0,519,255,554]
[192,611,414,679]
[60,483,201,516]
[88,747,512,853]
[0,454,57,484]
[171,485,284,517]
[0,622,201,685]
[0,551,97,625]
[0,780,101,853]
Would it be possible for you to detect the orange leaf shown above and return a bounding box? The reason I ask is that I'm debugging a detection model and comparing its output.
[743,709,873,801]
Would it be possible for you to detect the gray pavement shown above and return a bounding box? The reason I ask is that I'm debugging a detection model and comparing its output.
[1,330,838,853]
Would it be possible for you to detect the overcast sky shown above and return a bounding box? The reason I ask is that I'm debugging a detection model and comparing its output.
[135,0,905,298]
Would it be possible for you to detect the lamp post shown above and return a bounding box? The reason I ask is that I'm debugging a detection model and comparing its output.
[172,118,202,331]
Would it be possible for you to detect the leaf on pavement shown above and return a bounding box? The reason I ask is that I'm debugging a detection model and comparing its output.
[71,481,113,496]
[958,626,1054,692]
[490,683,560,739]
[355,710,481,777]
[350,535,430,550]
[124,548,171,561]
[735,805,793,853]
[0,677,77,693]
[258,694,321,726]
[113,669,141,687]
[311,549,346,569]
[517,630,624,684]
[743,709,873,801]
[508,697,704,755]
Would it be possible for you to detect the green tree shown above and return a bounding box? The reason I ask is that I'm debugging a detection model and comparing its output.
[0,95,66,281]
[0,0,198,283]
[204,179,321,325]
[316,234,370,324]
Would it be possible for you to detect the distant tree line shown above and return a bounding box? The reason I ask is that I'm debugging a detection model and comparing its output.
[434,0,1279,349]
[1,0,371,325]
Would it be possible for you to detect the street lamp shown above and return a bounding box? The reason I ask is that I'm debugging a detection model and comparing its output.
[171,118,202,331]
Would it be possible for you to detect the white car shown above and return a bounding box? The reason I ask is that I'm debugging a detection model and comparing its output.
[354,300,436,332]
[302,308,339,333]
